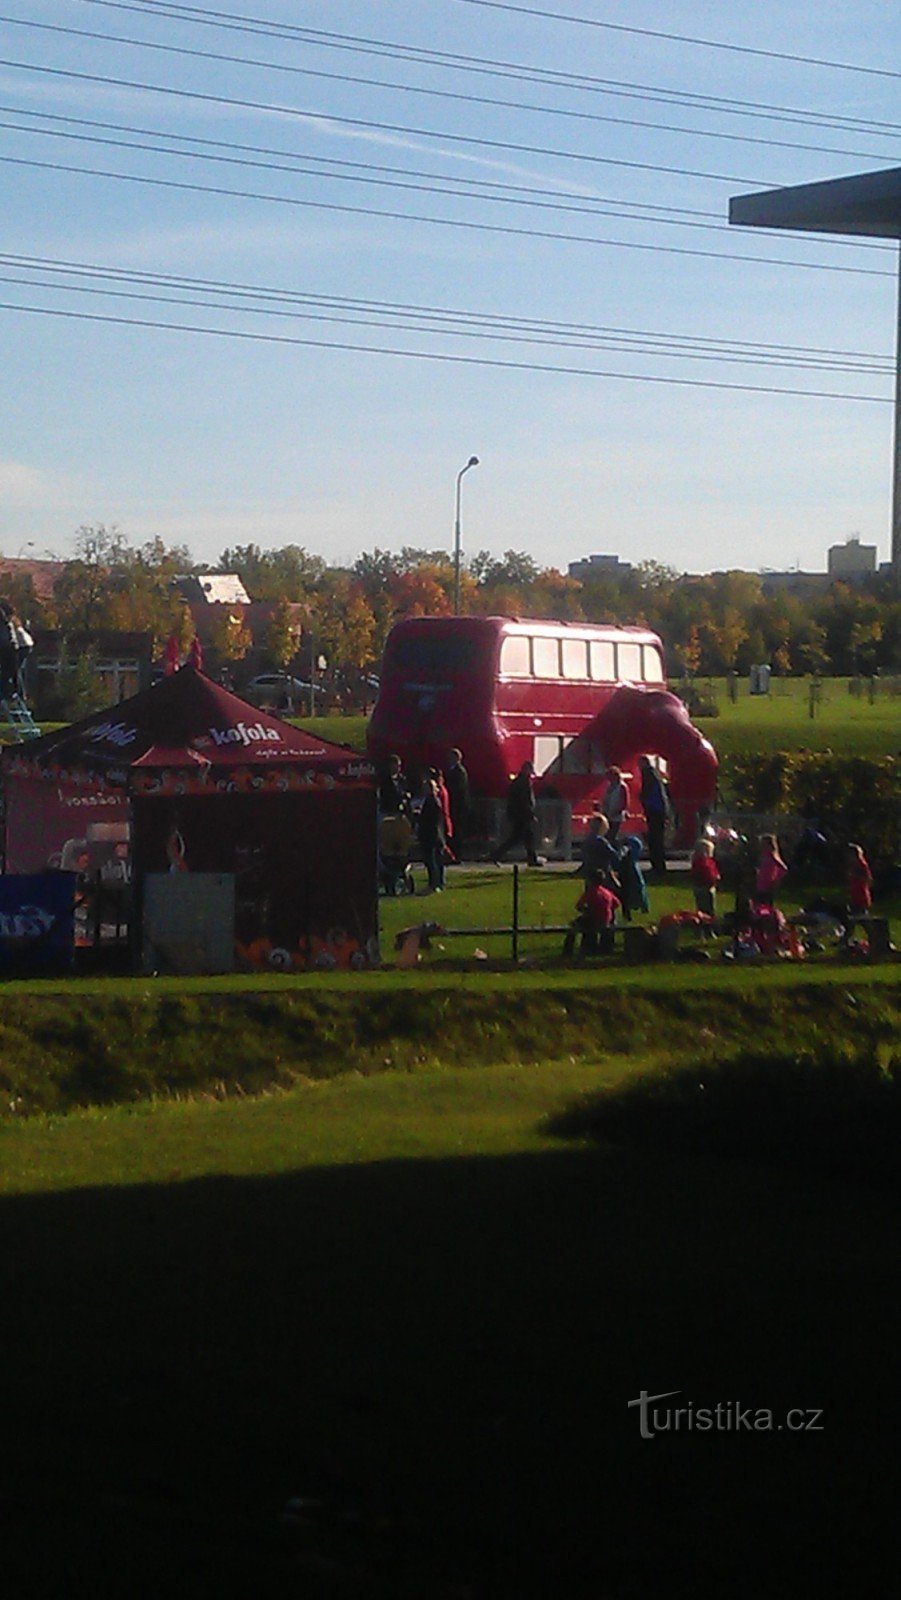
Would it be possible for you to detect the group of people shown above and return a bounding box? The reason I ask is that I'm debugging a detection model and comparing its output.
[378,749,471,894]
[0,599,33,702]
[493,755,673,871]
[687,829,875,956]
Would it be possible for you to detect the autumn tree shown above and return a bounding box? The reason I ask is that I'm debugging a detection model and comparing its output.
[207,607,253,667]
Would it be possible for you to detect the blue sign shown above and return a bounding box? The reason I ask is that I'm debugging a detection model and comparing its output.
[0,873,76,972]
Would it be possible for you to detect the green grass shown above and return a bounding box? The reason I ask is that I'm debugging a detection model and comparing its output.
[693,675,900,758]
[294,678,900,761]
[1,1052,899,1595]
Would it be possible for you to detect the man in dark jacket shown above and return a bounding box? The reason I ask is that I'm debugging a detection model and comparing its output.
[494,761,544,866]
[444,748,470,861]
[638,756,670,875]
[378,753,411,817]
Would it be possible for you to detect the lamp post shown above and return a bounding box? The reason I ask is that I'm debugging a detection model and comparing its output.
[453,455,479,615]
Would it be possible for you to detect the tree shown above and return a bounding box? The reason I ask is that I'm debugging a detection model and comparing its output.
[207,608,253,666]
[264,597,301,670]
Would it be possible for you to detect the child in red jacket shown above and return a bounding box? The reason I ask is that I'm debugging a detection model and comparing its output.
[846,843,873,914]
[564,873,620,956]
[690,837,720,919]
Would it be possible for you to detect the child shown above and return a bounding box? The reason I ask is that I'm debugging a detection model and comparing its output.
[691,837,720,919]
[846,843,873,917]
[617,835,648,921]
[563,872,620,956]
[755,833,788,906]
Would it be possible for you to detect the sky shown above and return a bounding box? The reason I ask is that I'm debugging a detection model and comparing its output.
[1,0,900,576]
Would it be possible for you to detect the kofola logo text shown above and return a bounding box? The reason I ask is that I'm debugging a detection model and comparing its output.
[88,720,137,747]
[209,721,282,748]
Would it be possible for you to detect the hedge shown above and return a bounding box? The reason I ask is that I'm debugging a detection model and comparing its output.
[717,754,899,861]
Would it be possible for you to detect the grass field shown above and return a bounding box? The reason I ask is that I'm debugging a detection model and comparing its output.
[1,1047,899,1595]
[296,675,900,760]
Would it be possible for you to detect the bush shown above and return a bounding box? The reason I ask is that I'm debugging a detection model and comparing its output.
[719,753,899,863]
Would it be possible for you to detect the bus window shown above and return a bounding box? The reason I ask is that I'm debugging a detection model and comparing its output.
[534,735,563,774]
[499,635,531,677]
[392,633,474,676]
[589,639,615,682]
[617,642,642,681]
[561,637,588,679]
[643,645,665,683]
[531,636,560,678]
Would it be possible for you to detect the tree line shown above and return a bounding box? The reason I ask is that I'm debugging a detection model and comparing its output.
[3,525,899,693]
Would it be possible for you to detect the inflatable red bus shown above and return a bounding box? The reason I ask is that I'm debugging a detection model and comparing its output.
[366,615,717,841]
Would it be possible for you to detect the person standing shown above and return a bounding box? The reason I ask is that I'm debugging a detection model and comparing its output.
[0,600,19,700]
[638,756,670,874]
[579,812,620,887]
[494,761,544,866]
[11,614,33,698]
[378,753,411,818]
[444,748,470,861]
[846,843,873,917]
[754,833,788,906]
[417,776,447,893]
[600,766,630,846]
[690,837,720,918]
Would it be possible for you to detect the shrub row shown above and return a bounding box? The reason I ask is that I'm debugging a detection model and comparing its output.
[718,753,899,860]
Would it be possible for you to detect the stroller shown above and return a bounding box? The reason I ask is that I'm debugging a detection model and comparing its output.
[379,813,416,896]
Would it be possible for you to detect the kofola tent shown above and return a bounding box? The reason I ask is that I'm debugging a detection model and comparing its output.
[2,666,377,971]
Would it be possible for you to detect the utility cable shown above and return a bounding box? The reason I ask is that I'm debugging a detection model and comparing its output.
[2,152,893,278]
[4,14,899,166]
[451,0,901,81]
[0,298,890,402]
[3,111,894,252]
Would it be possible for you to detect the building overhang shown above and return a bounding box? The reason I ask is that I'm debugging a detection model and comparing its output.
[729,166,901,240]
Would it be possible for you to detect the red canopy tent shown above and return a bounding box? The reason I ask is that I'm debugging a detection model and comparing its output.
[2,667,377,970]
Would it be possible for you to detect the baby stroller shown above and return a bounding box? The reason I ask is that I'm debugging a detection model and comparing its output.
[379,813,416,896]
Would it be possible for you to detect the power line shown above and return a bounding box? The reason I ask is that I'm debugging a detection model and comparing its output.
[2,251,887,363]
[1,258,888,373]
[451,0,901,80]
[0,298,890,402]
[3,152,894,278]
[5,13,899,167]
[2,104,730,222]
[0,53,780,187]
[3,109,893,254]
[79,2,901,128]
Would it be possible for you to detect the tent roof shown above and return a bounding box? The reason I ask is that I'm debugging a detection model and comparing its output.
[729,166,901,239]
[5,667,370,782]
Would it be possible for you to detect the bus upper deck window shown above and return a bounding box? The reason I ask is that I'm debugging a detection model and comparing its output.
[643,646,665,683]
[500,635,531,677]
[532,636,560,678]
[561,638,588,679]
[617,642,642,681]
[589,640,615,682]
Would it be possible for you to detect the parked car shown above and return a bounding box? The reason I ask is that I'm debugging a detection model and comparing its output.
[243,673,312,710]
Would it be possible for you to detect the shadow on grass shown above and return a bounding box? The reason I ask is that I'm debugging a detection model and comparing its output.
[547,1047,901,1192]
[1,1139,899,1597]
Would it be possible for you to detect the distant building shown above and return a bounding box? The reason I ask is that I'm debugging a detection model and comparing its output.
[0,554,64,604]
[173,572,251,606]
[827,536,877,579]
[567,554,632,581]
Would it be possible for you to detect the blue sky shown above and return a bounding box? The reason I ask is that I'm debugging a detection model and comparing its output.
[1,0,899,574]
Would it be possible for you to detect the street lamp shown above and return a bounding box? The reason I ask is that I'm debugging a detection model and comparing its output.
[453,455,479,615]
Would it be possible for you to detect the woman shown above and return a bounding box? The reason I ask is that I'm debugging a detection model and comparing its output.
[416,777,447,893]
[600,766,630,846]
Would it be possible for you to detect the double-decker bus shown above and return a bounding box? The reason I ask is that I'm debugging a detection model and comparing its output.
[366,615,717,840]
